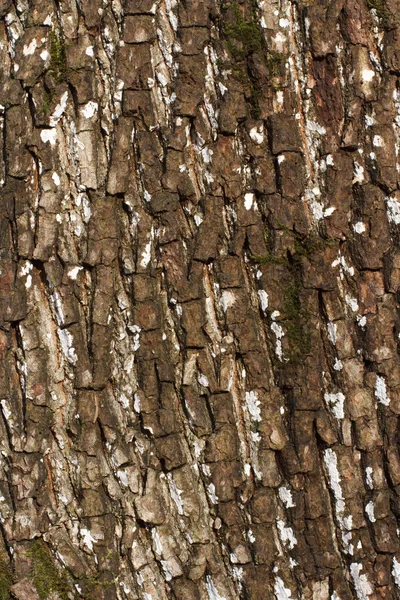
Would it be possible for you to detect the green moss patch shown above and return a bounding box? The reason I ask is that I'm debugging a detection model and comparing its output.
[48,30,68,82]
[27,539,71,600]
[0,553,13,600]
[223,2,263,61]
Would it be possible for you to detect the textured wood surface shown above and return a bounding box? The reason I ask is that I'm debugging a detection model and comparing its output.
[1,0,400,598]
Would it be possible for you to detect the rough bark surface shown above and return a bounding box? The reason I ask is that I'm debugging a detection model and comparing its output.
[1,0,400,599]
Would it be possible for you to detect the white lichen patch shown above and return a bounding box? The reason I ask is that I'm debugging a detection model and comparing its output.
[205,576,226,600]
[345,295,359,312]
[140,242,152,269]
[80,528,97,552]
[362,69,375,83]
[49,90,69,127]
[81,101,98,119]
[67,266,82,280]
[277,519,297,549]
[372,135,384,147]
[324,207,336,217]
[333,358,343,371]
[273,31,286,51]
[207,483,218,504]
[220,290,235,312]
[328,322,337,345]
[167,473,184,515]
[258,289,268,311]
[23,38,37,55]
[274,576,293,600]
[249,126,264,144]
[365,501,376,523]
[324,448,354,554]
[134,393,141,413]
[247,529,256,543]
[309,200,324,221]
[353,222,366,234]
[374,375,390,406]
[0,399,12,421]
[271,321,284,361]
[218,82,228,95]
[194,213,203,226]
[324,392,345,419]
[356,315,367,328]
[202,464,211,477]
[128,324,141,352]
[58,328,78,365]
[40,129,57,146]
[332,254,355,278]
[350,563,373,600]
[198,373,209,388]
[279,486,295,508]
[392,557,400,588]
[245,391,262,422]
[386,196,400,224]
[52,172,60,186]
[117,469,129,487]
[365,467,373,489]
[151,528,163,556]
[324,449,345,515]
[20,261,33,289]
[353,162,365,184]
[307,121,327,136]
[244,192,254,210]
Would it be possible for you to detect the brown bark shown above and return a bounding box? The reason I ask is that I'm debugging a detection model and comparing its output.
[1,0,400,599]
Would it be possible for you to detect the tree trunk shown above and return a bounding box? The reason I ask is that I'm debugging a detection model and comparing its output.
[1,0,400,598]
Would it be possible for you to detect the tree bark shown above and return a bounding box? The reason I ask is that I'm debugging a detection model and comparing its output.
[1,0,400,599]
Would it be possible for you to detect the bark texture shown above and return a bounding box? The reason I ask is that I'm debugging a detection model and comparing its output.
[1,0,400,599]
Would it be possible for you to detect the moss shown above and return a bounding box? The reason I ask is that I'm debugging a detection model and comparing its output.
[48,30,68,82]
[251,233,337,267]
[250,252,289,267]
[223,2,263,61]
[251,229,337,360]
[265,51,285,78]
[221,2,285,114]
[0,554,13,600]
[293,233,338,257]
[80,573,115,600]
[366,0,390,23]
[42,89,55,115]
[282,280,311,358]
[27,539,71,600]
